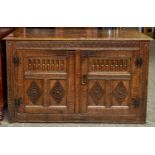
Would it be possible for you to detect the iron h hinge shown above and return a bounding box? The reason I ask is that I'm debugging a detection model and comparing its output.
[13,56,20,66]
[14,97,22,106]
[135,56,143,67]
[132,98,141,108]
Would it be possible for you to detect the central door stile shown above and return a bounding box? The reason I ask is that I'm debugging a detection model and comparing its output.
[80,51,88,113]
[75,50,81,113]
[67,51,75,113]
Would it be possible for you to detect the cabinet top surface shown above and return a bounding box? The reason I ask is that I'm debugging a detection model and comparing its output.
[0,28,14,39]
[4,28,152,41]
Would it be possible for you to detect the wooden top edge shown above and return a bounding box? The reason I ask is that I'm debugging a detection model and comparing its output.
[3,28,153,41]
[0,28,15,39]
[3,38,153,41]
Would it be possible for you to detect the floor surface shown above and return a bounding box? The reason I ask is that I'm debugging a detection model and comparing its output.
[1,41,155,127]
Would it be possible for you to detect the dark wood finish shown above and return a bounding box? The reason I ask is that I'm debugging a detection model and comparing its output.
[0,28,14,120]
[4,28,152,123]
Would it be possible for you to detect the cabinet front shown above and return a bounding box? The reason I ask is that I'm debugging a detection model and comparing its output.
[14,50,75,114]
[80,50,143,116]
[9,45,146,122]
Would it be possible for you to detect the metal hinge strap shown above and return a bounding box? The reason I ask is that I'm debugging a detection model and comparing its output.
[14,97,22,106]
[135,56,143,67]
[132,98,141,108]
[13,56,20,66]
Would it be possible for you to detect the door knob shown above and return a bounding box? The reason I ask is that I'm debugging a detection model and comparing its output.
[81,74,88,85]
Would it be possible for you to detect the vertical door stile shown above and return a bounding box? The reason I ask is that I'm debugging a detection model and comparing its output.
[16,51,24,112]
[80,51,88,113]
[75,50,81,113]
[105,80,112,108]
[67,51,75,113]
[43,79,48,107]
[129,46,142,114]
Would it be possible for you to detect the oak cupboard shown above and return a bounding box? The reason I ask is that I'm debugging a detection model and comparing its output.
[0,28,14,120]
[4,28,152,123]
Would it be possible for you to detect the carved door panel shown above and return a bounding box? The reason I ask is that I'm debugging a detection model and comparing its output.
[15,50,75,114]
[80,50,143,115]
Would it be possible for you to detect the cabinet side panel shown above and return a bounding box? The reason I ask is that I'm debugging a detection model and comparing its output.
[140,41,150,122]
[0,43,3,120]
[6,41,16,122]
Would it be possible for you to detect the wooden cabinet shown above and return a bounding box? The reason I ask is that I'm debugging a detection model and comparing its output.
[0,28,14,120]
[5,28,152,123]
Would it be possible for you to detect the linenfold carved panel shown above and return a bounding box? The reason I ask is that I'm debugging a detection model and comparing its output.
[90,58,130,72]
[26,58,65,72]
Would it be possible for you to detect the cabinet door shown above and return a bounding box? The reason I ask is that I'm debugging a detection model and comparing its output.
[14,50,75,114]
[80,50,143,116]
